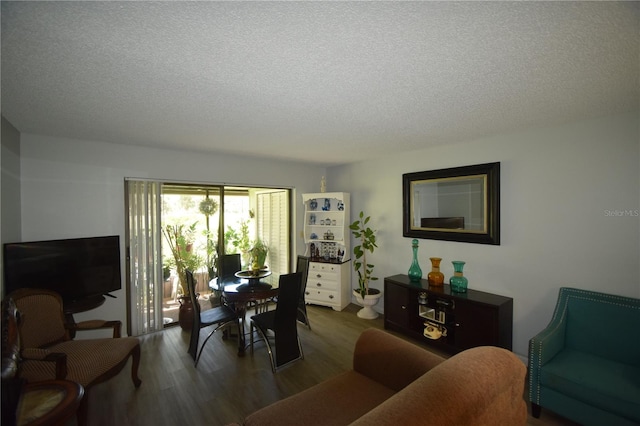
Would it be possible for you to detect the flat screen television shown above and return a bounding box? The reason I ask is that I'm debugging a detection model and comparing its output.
[3,235,122,303]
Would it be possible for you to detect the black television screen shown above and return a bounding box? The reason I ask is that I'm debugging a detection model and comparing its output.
[3,235,122,303]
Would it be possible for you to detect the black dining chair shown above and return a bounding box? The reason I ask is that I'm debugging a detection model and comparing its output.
[250,272,304,373]
[219,253,242,283]
[295,255,311,329]
[209,254,242,304]
[186,270,241,366]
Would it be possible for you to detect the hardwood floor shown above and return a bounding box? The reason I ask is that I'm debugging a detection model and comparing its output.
[82,304,577,426]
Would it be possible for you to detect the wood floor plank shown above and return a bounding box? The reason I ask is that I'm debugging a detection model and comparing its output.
[80,303,577,426]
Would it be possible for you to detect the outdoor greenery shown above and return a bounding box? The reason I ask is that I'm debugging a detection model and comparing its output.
[199,195,219,279]
[162,222,203,296]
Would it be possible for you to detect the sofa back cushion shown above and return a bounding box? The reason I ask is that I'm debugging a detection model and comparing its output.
[559,288,640,365]
[353,328,445,392]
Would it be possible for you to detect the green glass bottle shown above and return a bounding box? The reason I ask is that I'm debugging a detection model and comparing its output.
[450,261,468,293]
[408,239,422,283]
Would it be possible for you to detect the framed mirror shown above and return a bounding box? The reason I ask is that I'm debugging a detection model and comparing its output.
[403,162,500,245]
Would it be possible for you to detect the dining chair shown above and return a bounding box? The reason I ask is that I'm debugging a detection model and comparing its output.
[295,255,311,329]
[186,270,241,366]
[250,272,304,373]
[210,253,242,293]
[220,253,242,283]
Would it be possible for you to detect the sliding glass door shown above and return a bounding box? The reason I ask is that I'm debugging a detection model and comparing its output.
[125,180,291,334]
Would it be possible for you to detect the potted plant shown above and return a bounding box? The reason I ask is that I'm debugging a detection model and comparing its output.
[163,222,203,330]
[249,239,269,272]
[349,211,381,319]
[225,218,252,268]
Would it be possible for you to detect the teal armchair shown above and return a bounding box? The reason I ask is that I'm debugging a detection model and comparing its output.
[528,287,640,425]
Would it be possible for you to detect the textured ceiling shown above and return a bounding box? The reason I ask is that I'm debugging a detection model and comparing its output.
[2,1,638,166]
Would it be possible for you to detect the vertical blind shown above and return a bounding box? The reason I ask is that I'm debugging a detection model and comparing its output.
[256,190,290,278]
[125,180,163,336]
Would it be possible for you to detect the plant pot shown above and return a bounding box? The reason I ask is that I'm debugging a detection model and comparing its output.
[178,296,194,331]
[353,289,382,319]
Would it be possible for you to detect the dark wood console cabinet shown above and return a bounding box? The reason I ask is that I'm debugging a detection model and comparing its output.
[384,274,513,353]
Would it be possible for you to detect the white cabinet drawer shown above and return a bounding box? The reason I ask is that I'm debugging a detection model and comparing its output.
[309,263,339,274]
[307,277,338,291]
[305,288,338,305]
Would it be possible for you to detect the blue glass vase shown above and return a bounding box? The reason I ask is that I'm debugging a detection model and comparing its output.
[450,261,468,293]
[408,239,422,283]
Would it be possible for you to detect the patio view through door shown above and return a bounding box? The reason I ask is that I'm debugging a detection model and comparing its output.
[126,180,291,335]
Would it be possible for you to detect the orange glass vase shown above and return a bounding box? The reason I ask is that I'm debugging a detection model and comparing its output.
[427,257,444,287]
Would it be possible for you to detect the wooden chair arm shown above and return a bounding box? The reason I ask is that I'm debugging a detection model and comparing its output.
[21,349,68,380]
[69,320,122,338]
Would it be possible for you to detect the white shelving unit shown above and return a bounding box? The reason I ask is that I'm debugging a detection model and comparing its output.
[302,192,351,311]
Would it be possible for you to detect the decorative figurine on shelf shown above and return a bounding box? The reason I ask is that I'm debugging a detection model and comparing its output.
[309,214,316,225]
[450,261,469,293]
[427,257,444,287]
[337,201,344,211]
[408,239,422,283]
[320,176,326,193]
[309,199,318,211]
[322,198,331,211]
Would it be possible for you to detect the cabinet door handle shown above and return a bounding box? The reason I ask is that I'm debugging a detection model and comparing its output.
[316,283,322,287]
[329,295,334,299]
[305,291,310,296]
[316,274,322,278]
[401,305,406,310]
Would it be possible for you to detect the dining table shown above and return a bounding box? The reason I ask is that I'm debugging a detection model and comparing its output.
[222,270,279,355]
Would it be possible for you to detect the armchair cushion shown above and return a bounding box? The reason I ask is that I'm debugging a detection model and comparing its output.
[20,338,140,387]
[539,349,640,422]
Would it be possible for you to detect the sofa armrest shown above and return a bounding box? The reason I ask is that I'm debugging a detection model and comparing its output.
[529,320,566,366]
[353,328,445,392]
[528,310,567,405]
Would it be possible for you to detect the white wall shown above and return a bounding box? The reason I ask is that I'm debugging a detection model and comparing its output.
[1,117,22,294]
[19,134,326,328]
[331,112,639,359]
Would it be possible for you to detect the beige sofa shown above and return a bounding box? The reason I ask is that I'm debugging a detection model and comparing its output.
[234,328,527,426]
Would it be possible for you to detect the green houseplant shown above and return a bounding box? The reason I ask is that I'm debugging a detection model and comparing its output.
[249,239,269,271]
[224,218,252,268]
[163,222,203,330]
[350,211,381,319]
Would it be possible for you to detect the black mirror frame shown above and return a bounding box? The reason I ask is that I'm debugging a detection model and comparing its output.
[402,162,500,245]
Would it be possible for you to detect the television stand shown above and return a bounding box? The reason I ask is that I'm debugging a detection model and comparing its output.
[63,295,106,338]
